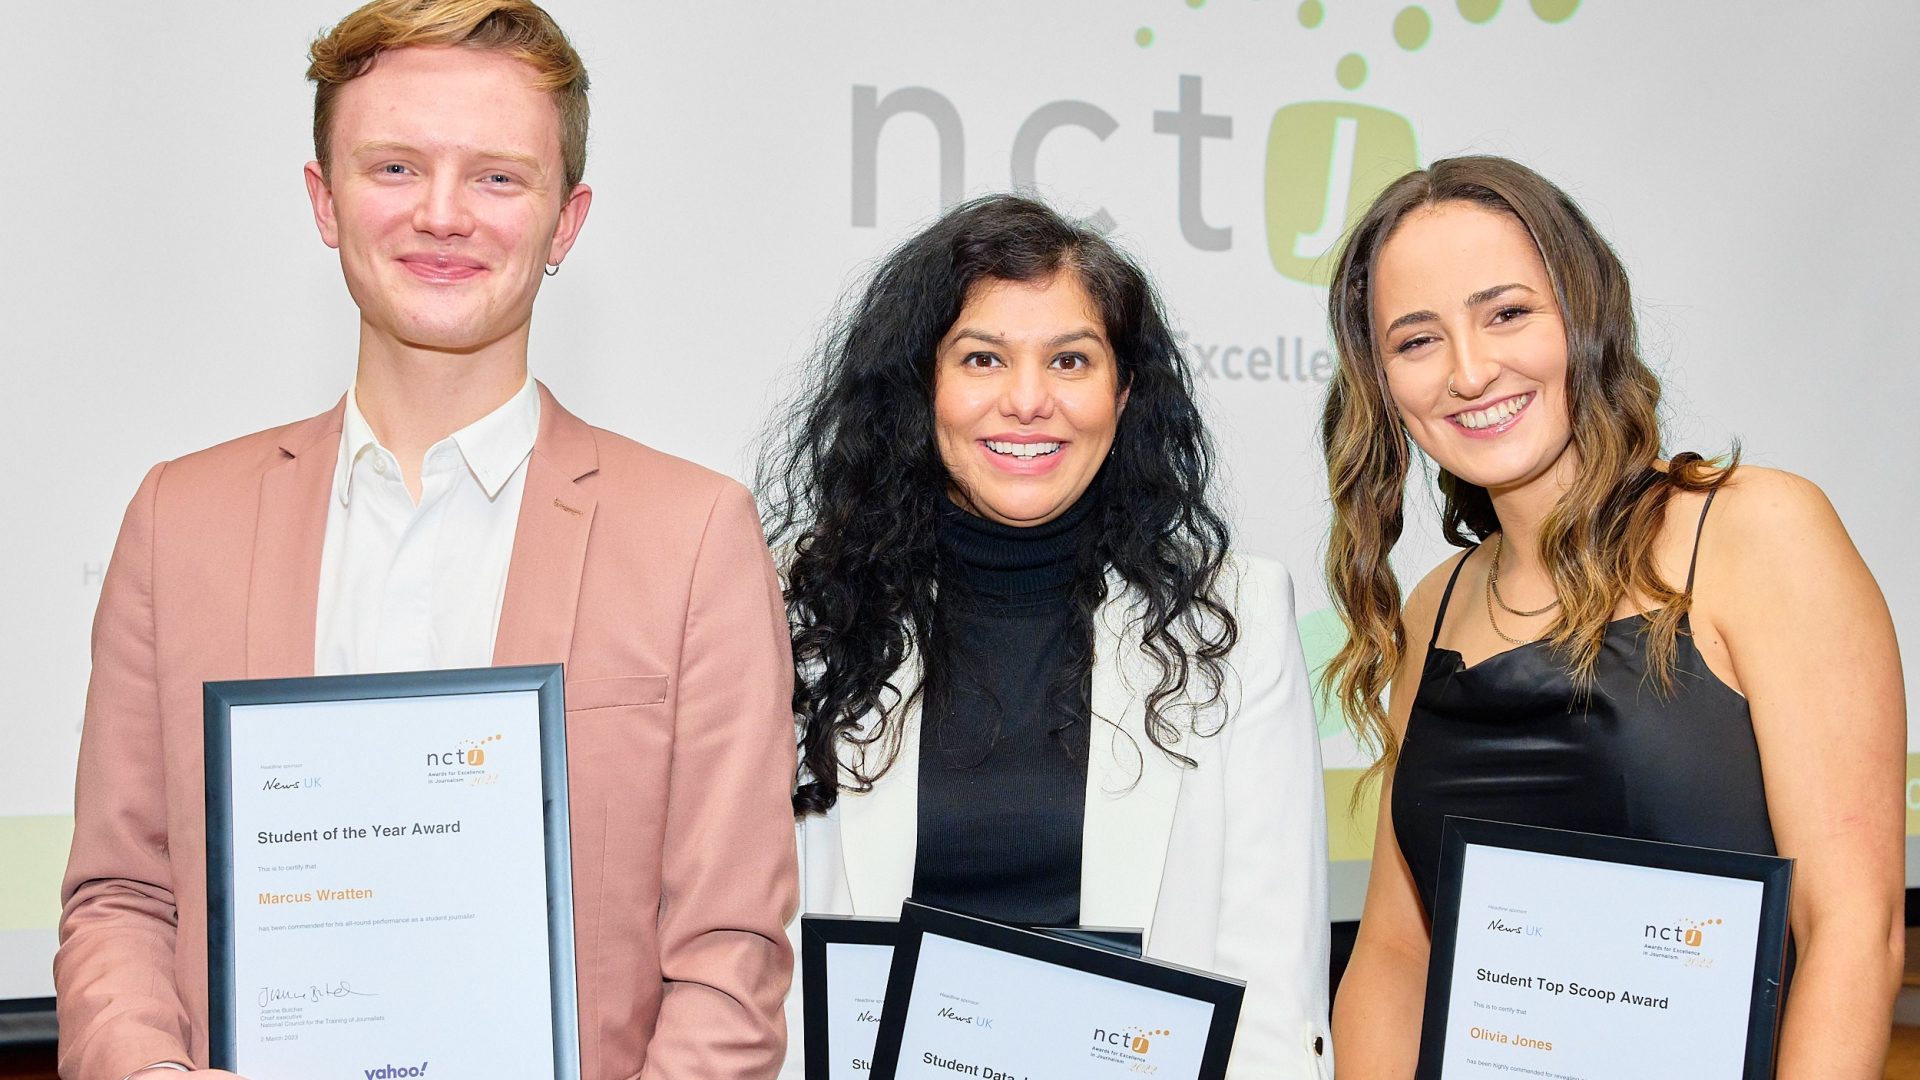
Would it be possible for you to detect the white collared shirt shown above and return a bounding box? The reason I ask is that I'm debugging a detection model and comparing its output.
[314,377,539,675]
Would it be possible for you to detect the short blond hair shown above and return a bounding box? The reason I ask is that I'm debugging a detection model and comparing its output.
[308,0,590,188]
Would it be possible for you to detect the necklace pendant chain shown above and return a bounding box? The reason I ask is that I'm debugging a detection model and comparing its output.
[1486,534,1559,645]
[1489,534,1562,617]
[1486,578,1536,646]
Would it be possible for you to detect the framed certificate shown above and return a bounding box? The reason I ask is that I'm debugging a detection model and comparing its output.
[1418,818,1793,1080]
[868,901,1242,1080]
[801,914,1145,1080]
[204,665,578,1080]
[802,916,898,1080]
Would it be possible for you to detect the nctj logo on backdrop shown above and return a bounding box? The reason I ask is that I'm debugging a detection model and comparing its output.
[849,77,1415,289]
[849,77,1400,387]
[849,0,1587,287]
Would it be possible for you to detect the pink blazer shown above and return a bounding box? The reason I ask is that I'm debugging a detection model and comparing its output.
[56,384,799,1080]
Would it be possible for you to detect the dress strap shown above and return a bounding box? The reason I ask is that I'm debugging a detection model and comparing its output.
[1683,488,1720,595]
[1429,547,1477,649]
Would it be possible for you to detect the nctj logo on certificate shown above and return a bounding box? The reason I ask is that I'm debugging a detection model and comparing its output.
[1644,916,1725,966]
[426,733,503,786]
[1089,1024,1172,1067]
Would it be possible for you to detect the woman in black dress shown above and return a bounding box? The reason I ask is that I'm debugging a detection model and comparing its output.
[1321,156,1903,1077]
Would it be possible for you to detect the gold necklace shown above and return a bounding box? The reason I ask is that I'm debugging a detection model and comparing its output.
[1485,534,1559,646]
[1489,534,1562,617]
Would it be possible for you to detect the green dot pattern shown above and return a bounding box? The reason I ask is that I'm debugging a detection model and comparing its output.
[1336,52,1368,89]
[1135,26,1154,46]
[1298,0,1325,29]
[1457,0,1500,22]
[1530,0,1579,22]
[1394,6,1432,49]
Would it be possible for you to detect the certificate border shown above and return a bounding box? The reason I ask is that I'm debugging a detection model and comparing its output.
[1417,817,1793,1080]
[203,664,579,1080]
[868,900,1244,1080]
[801,915,899,1080]
[801,917,1147,1080]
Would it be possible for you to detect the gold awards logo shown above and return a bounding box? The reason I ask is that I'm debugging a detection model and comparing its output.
[1643,915,1724,966]
[425,733,503,786]
[1091,1024,1173,1068]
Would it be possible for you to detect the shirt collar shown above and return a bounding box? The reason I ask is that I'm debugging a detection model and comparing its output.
[451,376,541,498]
[335,391,381,507]
[335,377,541,505]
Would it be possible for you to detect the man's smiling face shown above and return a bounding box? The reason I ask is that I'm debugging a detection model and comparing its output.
[305,45,588,354]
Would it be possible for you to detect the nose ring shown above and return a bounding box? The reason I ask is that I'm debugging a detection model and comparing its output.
[1446,376,1464,399]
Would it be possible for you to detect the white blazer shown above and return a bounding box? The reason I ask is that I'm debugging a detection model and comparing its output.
[781,554,1332,1079]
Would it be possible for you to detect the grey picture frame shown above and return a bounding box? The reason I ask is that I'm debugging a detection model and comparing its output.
[203,664,578,1079]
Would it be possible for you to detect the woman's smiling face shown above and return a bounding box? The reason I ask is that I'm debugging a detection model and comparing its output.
[932,271,1126,526]
[1373,200,1575,495]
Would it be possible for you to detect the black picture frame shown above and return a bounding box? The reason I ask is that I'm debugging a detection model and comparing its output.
[801,914,1147,1080]
[204,664,578,1080]
[869,900,1243,1080]
[801,915,898,1080]
[1417,817,1793,1080]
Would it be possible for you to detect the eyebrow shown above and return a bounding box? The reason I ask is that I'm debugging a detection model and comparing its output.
[349,140,548,179]
[1381,282,1535,336]
[948,327,1107,350]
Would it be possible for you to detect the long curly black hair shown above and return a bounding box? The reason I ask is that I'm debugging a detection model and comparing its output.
[758,194,1238,817]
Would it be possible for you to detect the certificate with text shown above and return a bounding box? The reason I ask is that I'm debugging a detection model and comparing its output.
[869,902,1240,1080]
[802,916,898,1080]
[801,915,1145,1080]
[1418,818,1791,1080]
[205,665,579,1080]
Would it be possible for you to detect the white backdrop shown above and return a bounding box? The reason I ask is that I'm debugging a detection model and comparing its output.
[3,1,1917,1001]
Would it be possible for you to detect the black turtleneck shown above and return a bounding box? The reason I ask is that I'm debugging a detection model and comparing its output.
[911,492,1096,927]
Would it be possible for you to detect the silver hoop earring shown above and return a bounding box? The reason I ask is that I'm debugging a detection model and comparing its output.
[544,263,560,277]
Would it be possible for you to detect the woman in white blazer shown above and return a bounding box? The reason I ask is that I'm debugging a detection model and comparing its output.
[759,194,1331,1079]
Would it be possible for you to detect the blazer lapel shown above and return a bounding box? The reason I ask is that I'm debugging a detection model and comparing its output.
[835,649,923,916]
[492,382,598,669]
[246,403,344,678]
[1080,585,1183,934]
[836,588,1184,929]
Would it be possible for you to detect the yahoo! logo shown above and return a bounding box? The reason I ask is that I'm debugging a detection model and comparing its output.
[364,1063,428,1080]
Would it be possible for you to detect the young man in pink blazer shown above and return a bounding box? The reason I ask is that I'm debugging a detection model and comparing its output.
[54,4,798,1079]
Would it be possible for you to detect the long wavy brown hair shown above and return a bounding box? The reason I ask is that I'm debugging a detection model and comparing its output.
[1320,155,1734,783]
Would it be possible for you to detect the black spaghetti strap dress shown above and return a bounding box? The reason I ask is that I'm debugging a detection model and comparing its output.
[1391,491,1778,918]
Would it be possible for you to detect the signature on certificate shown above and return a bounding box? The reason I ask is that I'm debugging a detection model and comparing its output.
[258,981,379,1009]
